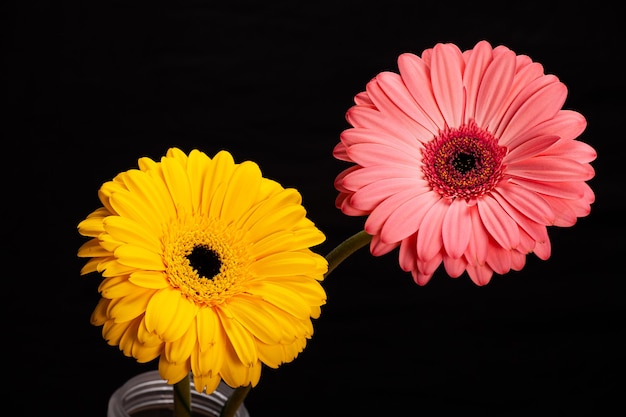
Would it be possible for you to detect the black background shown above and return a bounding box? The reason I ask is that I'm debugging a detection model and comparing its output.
[6,1,624,416]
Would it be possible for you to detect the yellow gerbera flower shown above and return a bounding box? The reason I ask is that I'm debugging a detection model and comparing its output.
[77,147,328,394]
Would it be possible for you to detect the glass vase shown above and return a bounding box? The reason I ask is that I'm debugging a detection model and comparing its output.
[107,370,250,417]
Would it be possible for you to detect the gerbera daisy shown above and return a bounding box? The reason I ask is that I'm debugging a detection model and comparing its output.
[333,40,596,286]
[77,147,328,393]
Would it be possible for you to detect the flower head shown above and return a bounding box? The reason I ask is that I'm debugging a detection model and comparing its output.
[334,40,596,286]
[78,148,327,393]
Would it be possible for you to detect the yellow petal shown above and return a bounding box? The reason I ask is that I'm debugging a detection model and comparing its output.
[100,259,136,277]
[251,229,326,258]
[158,356,189,385]
[133,341,162,363]
[191,324,226,378]
[200,150,236,215]
[219,161,262,224]
[220,297,282,344]
[245,281,310,320]
[114,244,164,270]
[77,210,109,237]
[108,288,153,323]
[101,320,127,346]
[216,307,258,367]
[104,216,161,253]
[129,270,169,289]
[164,320,197,364]
[196,307,220,351]
[161,153,193,213]
[145,288,197,341]
[250,251,325,277]
[262,278,327,309]
[237,188,302,233]
[90,298,110,325]
[165,147,190,166]
[219,344,262,388]
[77,239,110,258]
[137,154,158,172]
[185,149,211,214]
[98,275,133,298]
[119,169,177,225]
[108,189,163,236]
[191,344,222,393]
[136,316,163,345]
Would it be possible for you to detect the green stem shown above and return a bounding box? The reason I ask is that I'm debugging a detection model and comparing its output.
[219,385,252,417]
[173,374,192,417]
[324,230,372,277]
[194,230,371,417]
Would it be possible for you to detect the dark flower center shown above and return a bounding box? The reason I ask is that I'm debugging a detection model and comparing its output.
[187,245,222,279]
[421,121,507,200]
[452,152,476,174]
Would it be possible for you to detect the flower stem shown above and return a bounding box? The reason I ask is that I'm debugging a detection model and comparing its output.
[324,230,371,277]
[173,374,192,417]
[219,385,252,417]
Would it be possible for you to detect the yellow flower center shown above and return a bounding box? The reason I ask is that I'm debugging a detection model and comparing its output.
[162,215,251,307]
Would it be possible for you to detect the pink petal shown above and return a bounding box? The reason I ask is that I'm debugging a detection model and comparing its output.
[337,194,369,216]
[399,234,418,272]
[494,182,555,225]
[342,164,423,190]
[465,206,489,266]
[510,109,587,147]
[351,177,426,211]
[533,238,551,260]
[579,182,596,208]
[416,198,448,260]
[346,106,422,143]
[517,227,541,253]
[540,138,597,163]
[506,156,595,182]
[364,189,418,236]
[509,177,587,199]
[374,72,439,137]
[477,195,520,250]
[341,126,423,152]
[540,195,580,226]
[492,191,551,242]
[474,47,516,128]
[466,264,493,286]
[488,62,547,137]
[443,255,467,278]
[334,165,359,193]
[369,234,399,257]
[497,77,566,144]
[462,40,494,121]
[332,141,349,161]
[412,269,434,286]
[354,91,373,106]
[346,142,421,168]
[380,191,441,243]
[366,77,432,139]
[418,252,444,276]
[431,43,465,127]
[397,53,445,129]
[441,198,472,259]
[511,52,534,73]
[505,135,561,163]
[485,245,512,275]
[510,250,527,271]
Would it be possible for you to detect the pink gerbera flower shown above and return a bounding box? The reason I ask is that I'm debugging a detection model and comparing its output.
[333,40,596,286]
